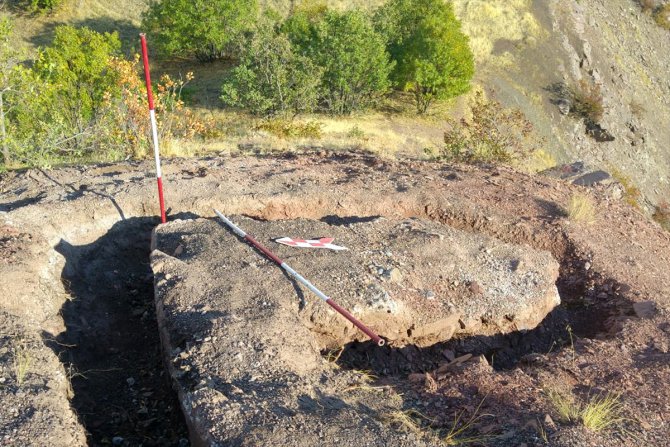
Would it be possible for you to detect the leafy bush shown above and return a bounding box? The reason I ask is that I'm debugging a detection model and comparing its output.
[655,4,670,29]
[375,0,474,114]
[286,7,394,114]
[8,26,123,164]
[439,91,541,164]
[4,25,212,168]
[142,0,259,61]
[221,21,322,116]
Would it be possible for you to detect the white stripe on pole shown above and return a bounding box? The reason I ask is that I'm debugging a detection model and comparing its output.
[149,109,162,179]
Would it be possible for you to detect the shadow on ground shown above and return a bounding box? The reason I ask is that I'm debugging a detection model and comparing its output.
[43,216,189,446]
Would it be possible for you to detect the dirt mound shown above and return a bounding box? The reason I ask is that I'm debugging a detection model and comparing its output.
[2,153,670,446]
[150,215,563,445]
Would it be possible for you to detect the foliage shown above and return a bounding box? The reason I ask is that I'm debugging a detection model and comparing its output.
[654,4,670,30]
[6,26,122,165]
[12,340,31,388]
[580,393,626,432]
[142,0,259,62]
[4,25,212,168]
[566,192,596,224]
[221,21,322,116]
[375,0,474,113]
[286,7,394,114]
[569,80,604,124]
[652,201,670,231]
[13,0,65,13]
[547,389,626,432]
[254,118,322,139]
[609,167,641,208]
[0,18,23,166]
[439,91,541,164]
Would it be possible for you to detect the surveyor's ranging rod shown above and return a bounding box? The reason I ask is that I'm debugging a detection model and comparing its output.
[139,33,167,224]
[214,210,386,347]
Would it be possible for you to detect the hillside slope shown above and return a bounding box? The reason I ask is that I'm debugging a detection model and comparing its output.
[5,0,670,206]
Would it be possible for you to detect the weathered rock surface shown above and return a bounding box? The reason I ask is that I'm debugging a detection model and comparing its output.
[151,216,560,445]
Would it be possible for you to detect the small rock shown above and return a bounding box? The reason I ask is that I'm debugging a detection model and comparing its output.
[442,349,455,361]
[112,437,124,446]
[425,290,435,300]
[387,268,403,283]
[408,373,426,383]
[544,414,557,430]
[173,244,184,256]
[165,274,173,280]
[126,378,135,387]
[469,281,484,295]
[584,262,591,271]
[633,301,656,319]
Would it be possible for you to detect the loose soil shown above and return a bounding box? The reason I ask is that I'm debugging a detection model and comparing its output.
[54,218,189,446]
[1,153,669,446]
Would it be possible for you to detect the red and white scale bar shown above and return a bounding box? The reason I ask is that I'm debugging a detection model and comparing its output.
[140,34,167,224]
[275,237,347,251]
[214,210,385,347]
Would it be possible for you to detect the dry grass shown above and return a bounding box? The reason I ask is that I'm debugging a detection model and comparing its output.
[12,340,32,387]
[580,393,626,432]
[566,192,596,224]
[570,80,604,123]
[547,389,627,432]
[547,389,581,423]
[442,396,493,445]
[609,168,642,209]
[452,0,544,66]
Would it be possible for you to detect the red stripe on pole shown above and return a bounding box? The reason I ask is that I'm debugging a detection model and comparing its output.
[157,177,167,224]
[245,234,283,265]
[326,299,385,346]
[139,34,155,110]
[140,33,166,224]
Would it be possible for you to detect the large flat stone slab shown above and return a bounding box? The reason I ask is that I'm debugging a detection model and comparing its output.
[151,216,560,445]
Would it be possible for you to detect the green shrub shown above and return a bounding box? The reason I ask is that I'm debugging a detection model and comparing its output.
[655,4,670,29]
[439,91,541,164]
[285,7,394,114]
[221,21,322,116]
[375,0,474,114]
[142,0,259,61]
[8,26,122,164]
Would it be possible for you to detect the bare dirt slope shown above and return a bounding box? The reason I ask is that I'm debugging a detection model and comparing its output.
[1,153,670,445]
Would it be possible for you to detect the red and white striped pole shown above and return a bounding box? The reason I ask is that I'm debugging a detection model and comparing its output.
[139,33,167,224]
[214,210,386,347]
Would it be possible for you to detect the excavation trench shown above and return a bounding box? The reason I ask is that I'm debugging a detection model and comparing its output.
[331,241,635,375]
[45,194,631,446]
[52,217,189,446]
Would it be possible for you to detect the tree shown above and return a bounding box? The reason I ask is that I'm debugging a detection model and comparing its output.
[375,0,474,113]
[221,21,322,116]
[285,7,394,114]
[22,26,122,156]
[142,0,259,62]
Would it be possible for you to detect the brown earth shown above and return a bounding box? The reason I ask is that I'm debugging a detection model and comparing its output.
[0,152,669,446]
